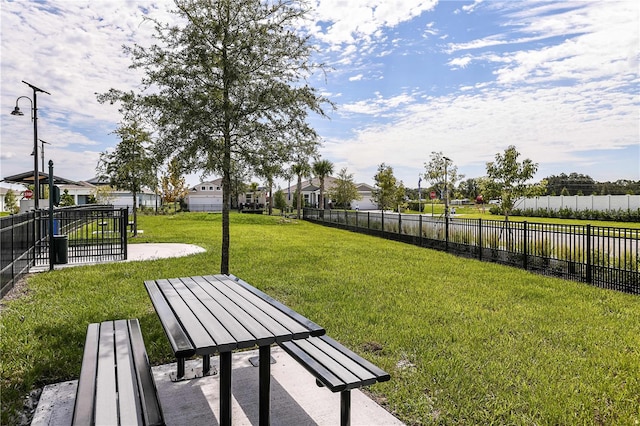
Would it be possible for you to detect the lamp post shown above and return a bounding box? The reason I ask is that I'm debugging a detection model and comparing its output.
[11,80,51,210]
[37,139,51,174]
[443,156,451,219]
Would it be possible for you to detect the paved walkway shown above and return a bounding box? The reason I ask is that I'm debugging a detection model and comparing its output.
[30,243,404,425]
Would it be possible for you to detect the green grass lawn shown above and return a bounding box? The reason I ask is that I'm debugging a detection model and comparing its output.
[1,212,639,424]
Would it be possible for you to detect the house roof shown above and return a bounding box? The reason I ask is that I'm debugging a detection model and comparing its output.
[191,178,223,189]
[287,176,374,193]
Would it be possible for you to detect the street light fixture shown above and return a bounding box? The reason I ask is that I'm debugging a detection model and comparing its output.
[10,80,51,210]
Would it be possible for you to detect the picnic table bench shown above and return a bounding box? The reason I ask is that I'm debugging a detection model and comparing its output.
[279,335,390,426]
[72,319,164,426]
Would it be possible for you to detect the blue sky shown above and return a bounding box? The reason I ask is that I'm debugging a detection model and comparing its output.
[1,0,638,191]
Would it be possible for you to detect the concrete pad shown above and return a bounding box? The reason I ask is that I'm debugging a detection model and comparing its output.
[32,346,403,426]
[126,243,206,261]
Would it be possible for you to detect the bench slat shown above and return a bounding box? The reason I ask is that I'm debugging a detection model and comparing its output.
[128,319,165,426]
[95,321,118,424]
[226,274,325,337]
[295,338,363,387]
[321,335,391,384]
[73,320,165,426]
[72,323,100,425]
[144,280,195,357]
[280,339,348,392]
[280,335,391,392]
[115,319,144,425]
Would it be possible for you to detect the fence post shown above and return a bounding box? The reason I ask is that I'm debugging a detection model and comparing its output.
[381,211,384,232]
[586,224,592,283]
[523,221,528,271]
[478,218,482,261]
[11,214,15,283]
[419,214,423,247]
[445,215,449,251]
[398,213,402,234]
[367,211,370,230]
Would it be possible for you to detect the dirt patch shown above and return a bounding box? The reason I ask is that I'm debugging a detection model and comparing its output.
[0,275,32,313]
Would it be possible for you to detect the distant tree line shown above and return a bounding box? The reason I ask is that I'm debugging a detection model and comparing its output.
[543,173,639,196]
[409,172,640,200]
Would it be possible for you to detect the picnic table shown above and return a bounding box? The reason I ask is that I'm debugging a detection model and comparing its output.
[144,274,325,426]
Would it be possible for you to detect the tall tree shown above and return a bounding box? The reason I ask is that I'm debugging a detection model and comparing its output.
[486,145,538,221]
[97,120,156,236]
[161,158,189,206]
[372,163,405,211]
[328,168,361,209]
[255,162,282,215]
[312,159,334,209]
[424,151,463,202]
[98,0,331,274]
[248,182,260,209]
[291,161,311,218]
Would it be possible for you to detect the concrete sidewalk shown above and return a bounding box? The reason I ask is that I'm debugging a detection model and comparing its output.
[32,346,403,426]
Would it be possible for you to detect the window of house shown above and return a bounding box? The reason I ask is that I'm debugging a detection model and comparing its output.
[201,186,206,191]
[209,186,214,190]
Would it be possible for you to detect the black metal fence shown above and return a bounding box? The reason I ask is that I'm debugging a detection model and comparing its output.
[1,205,128,297]
[304,209,639,294]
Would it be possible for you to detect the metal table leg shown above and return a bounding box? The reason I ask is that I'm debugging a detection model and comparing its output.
[220,351,232,426]
[259,345,271,426]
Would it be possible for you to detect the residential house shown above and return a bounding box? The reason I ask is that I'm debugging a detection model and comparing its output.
[186,179,224,212]
[186,178,269,212]
[85,177,160,210]
[287,176,377,210]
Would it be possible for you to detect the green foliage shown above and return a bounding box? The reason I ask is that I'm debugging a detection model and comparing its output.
[3,189,19,213]
[160,158,189,204]
[423,152,463,200]
[486,145,538,221]
[97,120,156,237]
[273,188,287,213]
[59,189,75,207]
[2,213,640,425]
[97,0,332,272]
[327,167,361,209]
[509,207,640,223]
[312,159,334,209]
[372,163,405,211]
[291,161,311,218]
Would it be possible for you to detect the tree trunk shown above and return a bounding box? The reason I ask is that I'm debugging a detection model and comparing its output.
[132,191,138,237]
[268,181,273,216]
[296,176,302,219]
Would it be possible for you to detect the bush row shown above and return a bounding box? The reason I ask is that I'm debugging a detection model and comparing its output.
[490,206,640,222]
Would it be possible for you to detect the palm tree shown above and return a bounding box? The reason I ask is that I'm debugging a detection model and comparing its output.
[248,182,259,209]
[313,159,334,210]
[291,161,311,219]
